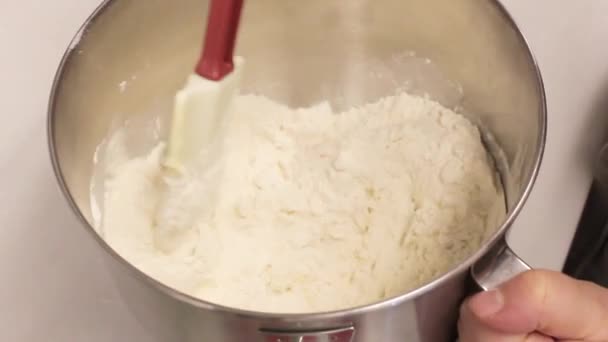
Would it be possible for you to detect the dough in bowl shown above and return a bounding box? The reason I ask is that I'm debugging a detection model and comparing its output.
[95,91,505,313]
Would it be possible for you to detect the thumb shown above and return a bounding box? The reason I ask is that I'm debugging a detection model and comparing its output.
[466,270,608,340]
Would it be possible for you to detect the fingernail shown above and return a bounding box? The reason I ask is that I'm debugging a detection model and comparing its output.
[468,289,504,318]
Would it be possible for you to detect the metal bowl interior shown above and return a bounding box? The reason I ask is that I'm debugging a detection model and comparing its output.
[48,0,546,318]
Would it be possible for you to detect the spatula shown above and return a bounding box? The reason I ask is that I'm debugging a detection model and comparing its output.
[154,0,245,253]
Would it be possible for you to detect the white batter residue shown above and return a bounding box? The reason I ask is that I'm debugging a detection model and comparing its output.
[97,92,505,313]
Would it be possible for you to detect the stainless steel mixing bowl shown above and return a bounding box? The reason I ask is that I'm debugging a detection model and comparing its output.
[48,0,546,341]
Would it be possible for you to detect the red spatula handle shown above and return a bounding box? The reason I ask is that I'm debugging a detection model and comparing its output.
[195,0,244,81]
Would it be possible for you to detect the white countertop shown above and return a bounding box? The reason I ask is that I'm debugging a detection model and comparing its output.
[1,1,608,341]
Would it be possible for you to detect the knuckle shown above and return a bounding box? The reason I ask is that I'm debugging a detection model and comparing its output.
[514,269,552,305]
[516,269,550,284]
[512,270,553,330]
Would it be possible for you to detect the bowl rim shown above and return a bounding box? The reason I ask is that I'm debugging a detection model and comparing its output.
[47,0,547,321]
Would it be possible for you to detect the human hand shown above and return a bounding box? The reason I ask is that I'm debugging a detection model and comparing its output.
[458,270,608,341]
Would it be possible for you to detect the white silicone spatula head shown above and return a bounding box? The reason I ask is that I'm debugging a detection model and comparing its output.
[163,0,244,172]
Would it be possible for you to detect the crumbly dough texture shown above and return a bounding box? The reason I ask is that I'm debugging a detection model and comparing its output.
[99,92,505,313]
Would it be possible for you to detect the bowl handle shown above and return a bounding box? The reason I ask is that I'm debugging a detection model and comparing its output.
[260,326,355,342]
[471,238,531,290]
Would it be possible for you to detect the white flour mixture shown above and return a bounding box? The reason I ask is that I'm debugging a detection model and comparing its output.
[96,92,505,313]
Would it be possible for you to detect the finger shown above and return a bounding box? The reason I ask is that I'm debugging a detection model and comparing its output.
[459,300,554,342]
[466,270,608,340]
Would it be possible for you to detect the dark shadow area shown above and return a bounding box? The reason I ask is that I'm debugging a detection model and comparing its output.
[561,73,608,288]
[563,181,608,287]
